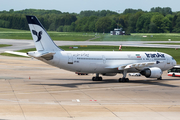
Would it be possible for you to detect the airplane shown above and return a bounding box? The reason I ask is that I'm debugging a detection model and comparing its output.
[5,15,177,82]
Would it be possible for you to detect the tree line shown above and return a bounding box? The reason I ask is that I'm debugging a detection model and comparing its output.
[0,7,180,33]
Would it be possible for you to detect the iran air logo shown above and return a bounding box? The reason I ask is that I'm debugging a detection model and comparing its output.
[145,53,165,58]
[32,30,42,42]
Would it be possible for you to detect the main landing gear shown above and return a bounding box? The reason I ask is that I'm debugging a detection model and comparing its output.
[92,70,130,82]
[118,78,129,82]
[118,70,129,82]
[92,73,102,81]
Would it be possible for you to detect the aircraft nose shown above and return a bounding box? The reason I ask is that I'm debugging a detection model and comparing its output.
[173,60,177,66]
[170,56,177,66]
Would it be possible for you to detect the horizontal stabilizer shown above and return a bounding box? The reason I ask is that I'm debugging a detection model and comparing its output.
[27,51,55,61]
[4,51,29,57]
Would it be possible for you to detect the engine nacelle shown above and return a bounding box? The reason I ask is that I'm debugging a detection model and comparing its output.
[140,67,162,78]
[102,73,117,76]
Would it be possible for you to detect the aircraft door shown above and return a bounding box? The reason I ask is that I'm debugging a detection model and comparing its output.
[164,58,171,69]
[102,55,106,64]
[67,53,73,64]
[167,58,170,65]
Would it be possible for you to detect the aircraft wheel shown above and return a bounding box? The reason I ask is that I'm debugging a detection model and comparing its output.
[118,78,122,82]
[118,78,129,82]
[157,76,162,80]
[92,77,102,81]
[125,78,129,82]
[122,78,125,82]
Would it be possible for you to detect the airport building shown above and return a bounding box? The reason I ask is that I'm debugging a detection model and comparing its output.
[110,28,125,35]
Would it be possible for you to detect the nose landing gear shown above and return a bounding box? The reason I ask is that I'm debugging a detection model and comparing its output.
[92,73,103,81]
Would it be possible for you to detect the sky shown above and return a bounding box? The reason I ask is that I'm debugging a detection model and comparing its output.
[1,0,180,13]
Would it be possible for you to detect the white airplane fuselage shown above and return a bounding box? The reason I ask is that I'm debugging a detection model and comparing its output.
[45,51,176,73]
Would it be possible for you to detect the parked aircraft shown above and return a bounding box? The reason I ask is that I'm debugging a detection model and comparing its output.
[5,16,177,82]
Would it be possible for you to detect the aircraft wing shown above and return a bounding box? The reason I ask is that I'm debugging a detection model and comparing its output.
[105,64,126,69]
[106,61,162,70]
[121,62,159,70]
[4,51,29,57]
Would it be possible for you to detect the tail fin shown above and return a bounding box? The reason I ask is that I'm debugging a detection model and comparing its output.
[26,15,62,51]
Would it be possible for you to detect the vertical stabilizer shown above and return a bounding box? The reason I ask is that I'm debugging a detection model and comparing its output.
[26,15,62,51]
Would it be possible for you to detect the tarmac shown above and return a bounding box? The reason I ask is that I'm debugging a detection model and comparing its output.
[0,55,180,120]
[1,39,180,53]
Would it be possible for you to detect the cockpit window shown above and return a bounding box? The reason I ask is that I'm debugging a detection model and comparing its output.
[172,57,175,60]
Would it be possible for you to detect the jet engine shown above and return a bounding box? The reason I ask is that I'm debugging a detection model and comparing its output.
[140,67,162,78]
[102,73,117,76]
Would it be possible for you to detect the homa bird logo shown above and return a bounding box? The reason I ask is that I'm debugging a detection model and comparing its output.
[32,30,42,42]
[145,53,165,58]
